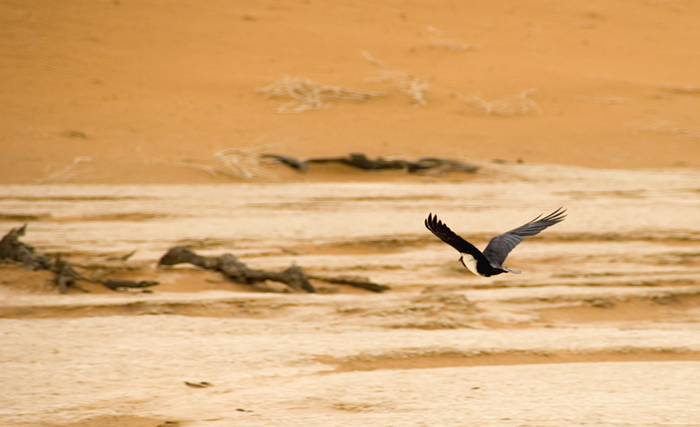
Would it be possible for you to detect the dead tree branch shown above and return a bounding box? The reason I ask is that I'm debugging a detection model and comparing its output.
[0,224,52,270]
[100,279,161,291]
[309,275,390,293]
[158,246,389,293]
[0,224,159,293]
[158,246,316,293]
[306,153,478,175]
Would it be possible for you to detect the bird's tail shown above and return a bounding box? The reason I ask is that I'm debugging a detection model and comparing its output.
[504,267,521,274]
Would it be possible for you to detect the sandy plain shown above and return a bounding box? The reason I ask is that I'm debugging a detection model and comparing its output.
[1,1,700,426]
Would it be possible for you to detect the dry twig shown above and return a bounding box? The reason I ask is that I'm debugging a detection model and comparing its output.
[366,71,430,106]
[361,50,390,68]
[34,156,93,184]
[454,89,541,116]
[211,148,280,181]
[428,39,477,51]
[256,76,385,113]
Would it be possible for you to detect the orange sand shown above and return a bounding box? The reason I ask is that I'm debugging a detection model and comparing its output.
[2,0,700,184]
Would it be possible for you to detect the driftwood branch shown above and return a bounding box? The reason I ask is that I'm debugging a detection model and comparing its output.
[158,246,389,293]
[262,152,478,175]
[260,154,309,171]
[0,224,159,293]
[158,246,316,293]
[0,224,52,270]
[1,225,389,294]
[309,275,390,293]
[54,254,88,294]
[99,279,160,291]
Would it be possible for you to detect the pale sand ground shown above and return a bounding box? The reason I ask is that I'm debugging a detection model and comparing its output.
[2,164,700,426]
[1,1,700,426]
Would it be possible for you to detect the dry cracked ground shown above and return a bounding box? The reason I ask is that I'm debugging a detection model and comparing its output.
[2,164,700,427]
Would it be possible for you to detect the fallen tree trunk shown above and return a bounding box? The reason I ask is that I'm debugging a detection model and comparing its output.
[54,254,89,294]
[100,279,161,291]
[0,224,159,293]
[158,246,316,293]
[309,274,390,293]
[1,225,389,294]
[158,246,389,293]
[0,224,52,270]
[262,152,478,175]
[0,224,83,294]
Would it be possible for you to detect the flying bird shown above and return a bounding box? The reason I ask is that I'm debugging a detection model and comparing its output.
[425,208,566,277]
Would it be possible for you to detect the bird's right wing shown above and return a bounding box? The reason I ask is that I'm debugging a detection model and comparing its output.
[483,207,566,266]
[425,213,485,259]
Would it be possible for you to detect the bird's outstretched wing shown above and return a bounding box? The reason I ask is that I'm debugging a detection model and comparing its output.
[425,213,486,261]
[482,207,567,266]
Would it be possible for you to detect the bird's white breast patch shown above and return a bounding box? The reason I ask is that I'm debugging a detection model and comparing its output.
[460,253,484,277]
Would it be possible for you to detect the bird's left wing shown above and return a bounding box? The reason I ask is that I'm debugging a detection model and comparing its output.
[483,207,566,266]
[425,213,485,260]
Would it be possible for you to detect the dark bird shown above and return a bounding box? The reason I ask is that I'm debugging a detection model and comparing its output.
[425,208,566,277]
